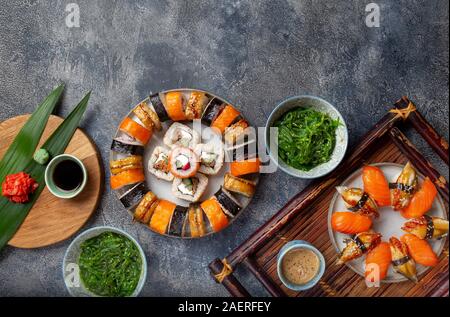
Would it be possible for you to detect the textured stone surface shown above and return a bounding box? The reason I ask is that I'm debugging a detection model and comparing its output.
[0,0,448,296]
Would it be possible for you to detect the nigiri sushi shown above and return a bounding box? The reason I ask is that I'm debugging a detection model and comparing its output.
[362,165,391,207]
[390,162,418,211]
[402,215,449,240]
[335,187,379,218]
[337,232,381,264]
[401,177,437,219]
[389,237,417,282]
[365,242,392,282]
[401,234,439,267]
[331,212,372,234]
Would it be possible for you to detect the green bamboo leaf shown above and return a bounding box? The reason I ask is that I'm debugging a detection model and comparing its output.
[0,84,64,183]
[0,92,91,251]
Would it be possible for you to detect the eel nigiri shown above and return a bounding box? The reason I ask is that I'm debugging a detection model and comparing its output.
[401,177,437,219]
[362,165,391,207]
[331,212,372,234]
[401,234,439,267]
[337,232,381,264]
[402,215,449,240]
[389,237,417,283]
[336,186,379,218]
[390,162,418,211]
[365,242,392,282]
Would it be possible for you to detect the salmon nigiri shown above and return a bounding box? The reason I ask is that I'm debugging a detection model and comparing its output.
[331,212,372,234]
[365,242,392,281]
[389,237,417,282]
[401,234,439,267]
[363,166,391,207]
[401,177,437,219]
[402,215,449,240]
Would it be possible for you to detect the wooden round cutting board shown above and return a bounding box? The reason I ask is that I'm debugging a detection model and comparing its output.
[0,115,103,248]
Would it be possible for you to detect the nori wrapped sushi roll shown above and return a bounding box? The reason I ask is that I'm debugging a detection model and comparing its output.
[225,137,258,162]
[149,93,170,122]
[214,187,242,217]
[201,97,225,126]
[119,182,148,209]
[168,205,188,236]
[111,139,144,156]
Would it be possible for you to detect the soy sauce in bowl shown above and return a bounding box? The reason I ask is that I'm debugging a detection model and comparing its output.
[53,159,84,191]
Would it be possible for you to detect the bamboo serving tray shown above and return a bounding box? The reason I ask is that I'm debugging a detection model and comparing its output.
[209,97,449,297]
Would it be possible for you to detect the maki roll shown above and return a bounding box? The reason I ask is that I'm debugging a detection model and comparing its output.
[169,147,200,179]
[202,98,225,126]
[110,155,142,175]
[119,182,147,209]
[163,122,200,149]
[111,139,144,156]
[211,104,240,134]
[149,93,170,122]
[148,146,173,181]
[194,143,224,175]
[225,137,258,162]
[214,187,242,217]
[185,91,209,120]
[224,119,249,144]
[168,205,188,236]
[186,204,206,238]
[172,173,208,202]
[230,157,261,177]
[134,191,159,224]
[119,117,152,145]
[163,91,187,121]
[149,199,177,234]
[111,169,145,190]
[133,101,162,131]
[223,173,256,198]
[200,197,229,232]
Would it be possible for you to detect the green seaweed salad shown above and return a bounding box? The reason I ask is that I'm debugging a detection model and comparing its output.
[274,107,340,171]
[79,232,142,297]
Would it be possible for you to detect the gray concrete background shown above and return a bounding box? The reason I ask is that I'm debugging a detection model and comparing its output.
[0,0,448,296]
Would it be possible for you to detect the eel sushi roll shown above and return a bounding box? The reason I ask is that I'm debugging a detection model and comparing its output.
[194,143,224,175]
[134,191,159,224]
[202,97,225,126]
[168,205,188,236]
[110,155,143,175]
[111,139,144,156]
[169,147,200,179]
[214,187,242,218]
[149,199,177,234]
[200,197,229,232]
[225,137,258,163]
[223,173,256,198]
[119,182,147,209]
[172,173,208,202]
[184,204,207,238]
[148,93,170,123]
[119,117,152,145]
[148,146,174,181]
[184,91,209,120]
[224,118,250,144]
[163,122,200,149]
[133,100,162,131]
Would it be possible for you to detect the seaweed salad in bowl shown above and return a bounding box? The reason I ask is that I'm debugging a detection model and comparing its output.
[265,95,348,179]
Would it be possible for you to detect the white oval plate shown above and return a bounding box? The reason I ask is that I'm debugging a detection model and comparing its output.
[328,162,447,283]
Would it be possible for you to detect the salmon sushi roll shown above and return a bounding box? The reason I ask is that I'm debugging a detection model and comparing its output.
[163,91,187,121]
[169,147,200,179]
[211,104,240,134]
[200,198,229,232]
[149,200,177,234]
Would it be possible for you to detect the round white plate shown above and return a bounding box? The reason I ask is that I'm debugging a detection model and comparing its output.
[328,162,447,283]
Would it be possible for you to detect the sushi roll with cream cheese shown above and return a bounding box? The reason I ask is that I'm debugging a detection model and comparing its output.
[169,147,200,179]
[172,173,208,202]
[148,146,173,181]
[194,143,224,175]
[163,122,200,149]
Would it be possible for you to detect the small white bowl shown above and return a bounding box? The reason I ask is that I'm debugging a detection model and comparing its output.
[63,226,147,297]
[265,95,348,179]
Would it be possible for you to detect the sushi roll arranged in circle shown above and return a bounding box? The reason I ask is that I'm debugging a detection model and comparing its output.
[149,199,177,235]
[168,205,188,236]
[162,91,187,121]
[194,142,224,175]
[148,93,170,123]
[230,156,261,177]
[210,104,241,134]
[133,100,162,131]
[172,173,208,202]
[134,191,159,224]
[119,117,152,145]
[111,138,144,156]
[202,97,225,126]
[110,155,143,175]
[200,197,229,233]
[225,135,258,163]
[169,147,200,179]
[119,182,148,209]
[110,169,145,190]
[224,118,250,145]
[163,122,200,149]
[184,204,207,238]
[223,173,256,198]
[148,146,174,181]
[214,187,242,218]
[184,91,209,120]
